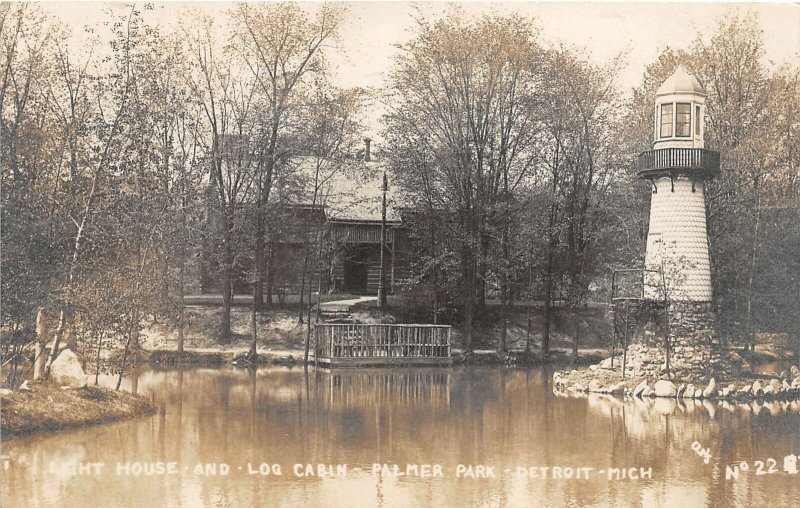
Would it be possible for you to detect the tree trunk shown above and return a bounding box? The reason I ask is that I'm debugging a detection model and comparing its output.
[745,188,762,352]
[158,250,169,321]
[462,245,475,353]
[219,213,233,343]
[298,253,308,324]
[525,302,532,354]
[315,263,323,365]
[254,221,265,312]
[116,313,138,390]
[94,332,103,386]
[542,267,553,354]
[499,192,510,355]
[305,281,313,361]
[431,223,438,325]
[44,309,66,379]
[265,241,274,309]
[221,270,232,344]
[305,233,325,364]
[250,296,258,358]
[177,246,185,353]
[251,210,265,357]
[572,307,580,360]
[129,307,141,350]
[476,234,489,312]
[303,274,313,363]
[33,308,47,380]
[499,292,508,355]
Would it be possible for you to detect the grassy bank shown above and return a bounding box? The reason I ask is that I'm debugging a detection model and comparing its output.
[453,348,607,366]
[136,302,613,366]
[1,383,156,438]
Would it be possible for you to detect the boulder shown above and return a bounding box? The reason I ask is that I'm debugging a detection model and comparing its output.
[752,380,764,397]
[49,349,87,388]
[0,388,12,396]
[608,382,626,395]
[791,365,800,379]
[720,387,730,398]
[693,389,704,399]
[676,383,687,398]
[792,378,800,388]
[702,378,718,398]
[19,380,30,391]
[588,380,601,393]
[654,380,677,397]
[781,380,792,392]
[633,380,648,398]
[737,385,752,398]
[642,387,654,398]
[769,379,782,393]
[682,384,696,399]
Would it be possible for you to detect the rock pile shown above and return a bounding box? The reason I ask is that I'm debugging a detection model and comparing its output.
[593,344,749,381]
[553,369,800,403]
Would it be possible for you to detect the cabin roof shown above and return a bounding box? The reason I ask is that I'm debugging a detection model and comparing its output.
[290,156,403,222]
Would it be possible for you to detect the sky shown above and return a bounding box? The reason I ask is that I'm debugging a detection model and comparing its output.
[39,1,800,139]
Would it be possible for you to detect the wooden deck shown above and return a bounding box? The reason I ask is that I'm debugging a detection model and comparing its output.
[313,323,453,368]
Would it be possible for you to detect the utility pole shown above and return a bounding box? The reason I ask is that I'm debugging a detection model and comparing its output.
[378,170,388,308]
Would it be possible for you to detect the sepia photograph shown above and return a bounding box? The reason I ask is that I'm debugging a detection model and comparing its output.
[1,1,799,506]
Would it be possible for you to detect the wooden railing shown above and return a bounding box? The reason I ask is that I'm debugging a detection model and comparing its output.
[611,268,663,301]
[315,324,451,359]
[329,222,396,244]
[637,148,720,173]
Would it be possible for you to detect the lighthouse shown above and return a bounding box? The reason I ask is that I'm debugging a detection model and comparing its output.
[637,67,727,377]
[639,67,718,301]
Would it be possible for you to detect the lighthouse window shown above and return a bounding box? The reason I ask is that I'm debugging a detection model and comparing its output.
[676,103,691,137]
[659,103,673,138]
[695,105,701,137]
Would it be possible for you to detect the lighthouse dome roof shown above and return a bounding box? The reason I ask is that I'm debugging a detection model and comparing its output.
[656,67,706,97]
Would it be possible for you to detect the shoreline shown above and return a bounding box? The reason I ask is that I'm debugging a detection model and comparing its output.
[1,383,157,439]
[552,351,800,403]
[144,346,607,368]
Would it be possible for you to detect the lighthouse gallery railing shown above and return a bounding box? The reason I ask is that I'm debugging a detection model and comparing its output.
[637,148,720,173]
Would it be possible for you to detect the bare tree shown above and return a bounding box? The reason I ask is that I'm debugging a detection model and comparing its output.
[385,11,541,352]
[230,2,346,334]
[185,14,259,343]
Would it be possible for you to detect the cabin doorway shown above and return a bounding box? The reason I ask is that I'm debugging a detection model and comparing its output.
[343,253,368,294]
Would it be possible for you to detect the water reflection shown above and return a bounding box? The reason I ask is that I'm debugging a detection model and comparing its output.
[2,366,799,508]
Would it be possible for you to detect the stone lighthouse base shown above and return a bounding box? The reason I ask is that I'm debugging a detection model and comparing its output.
[666,301,744,379]
[593,300,747,383]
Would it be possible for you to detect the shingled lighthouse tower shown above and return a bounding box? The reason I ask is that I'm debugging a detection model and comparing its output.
[637,67,726,377]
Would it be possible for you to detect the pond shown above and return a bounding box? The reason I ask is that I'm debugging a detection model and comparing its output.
[2,366,799,507]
